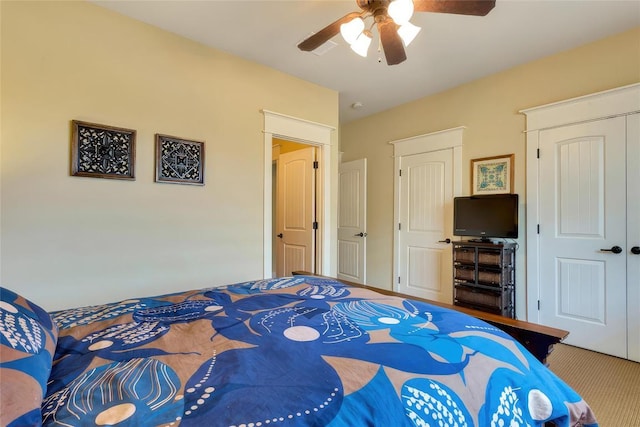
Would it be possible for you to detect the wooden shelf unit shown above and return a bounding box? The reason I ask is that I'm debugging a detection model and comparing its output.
[453,240,516,318]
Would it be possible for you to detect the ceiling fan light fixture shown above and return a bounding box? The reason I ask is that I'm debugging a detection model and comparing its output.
[397,22,421,46]
[350,30,372,57]
[340,17,365,45]
[297,0,496,66]
[388,0,414,25]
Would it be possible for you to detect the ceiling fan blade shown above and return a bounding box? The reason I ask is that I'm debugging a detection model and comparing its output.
[378,20,407,66]
[413,0,496,16]
[298,11,363,51]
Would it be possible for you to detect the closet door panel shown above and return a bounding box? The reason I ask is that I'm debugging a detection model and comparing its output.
[627,113,640,362]
[538,117,627,358]
[524,84,640,361]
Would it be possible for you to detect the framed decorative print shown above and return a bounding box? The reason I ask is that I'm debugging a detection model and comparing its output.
[155,134,205,185]
[471,154,514,195]
[71,120,136,180]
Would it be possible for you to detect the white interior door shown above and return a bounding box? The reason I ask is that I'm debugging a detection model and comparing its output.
[397,149,454,302]
[338,158,367,284]
[276,147,316,277]
[538,117,628,358]
[627,113,640,362]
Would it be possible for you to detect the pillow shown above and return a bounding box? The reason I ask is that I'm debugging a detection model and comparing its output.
[1,287,59,427]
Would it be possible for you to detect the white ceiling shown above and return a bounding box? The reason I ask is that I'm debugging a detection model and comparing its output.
[93,0,640,123]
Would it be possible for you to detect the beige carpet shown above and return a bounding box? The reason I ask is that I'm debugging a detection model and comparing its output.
[547,344,640,427]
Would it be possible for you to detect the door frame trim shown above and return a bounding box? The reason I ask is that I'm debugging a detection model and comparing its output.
[520,83,640,323]
[389,127,465,293]
[262,110,335,278]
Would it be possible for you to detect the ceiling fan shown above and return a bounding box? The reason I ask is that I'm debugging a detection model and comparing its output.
[297,0,496,65]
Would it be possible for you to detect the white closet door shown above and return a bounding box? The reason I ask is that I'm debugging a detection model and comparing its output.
[538,116,627,358]
[338,159,367,284]
[627,113,640,362]
[397,149,453,302]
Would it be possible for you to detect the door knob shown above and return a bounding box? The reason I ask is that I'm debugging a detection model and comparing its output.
[600,245,623,254]
[277,233,283,238]
[438,238,452,244]
[631,246,640,255]
[354,232,368,237]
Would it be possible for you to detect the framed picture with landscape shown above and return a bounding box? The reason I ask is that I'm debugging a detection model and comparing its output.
[471,154,514,195]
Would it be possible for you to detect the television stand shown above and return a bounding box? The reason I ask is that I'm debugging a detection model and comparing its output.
[452,241,516,318]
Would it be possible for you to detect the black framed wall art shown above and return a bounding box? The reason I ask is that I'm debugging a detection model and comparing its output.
[155,134,205,185]
[71,120,136,180]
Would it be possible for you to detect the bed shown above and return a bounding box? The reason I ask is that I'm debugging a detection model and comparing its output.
[1,275,597,426]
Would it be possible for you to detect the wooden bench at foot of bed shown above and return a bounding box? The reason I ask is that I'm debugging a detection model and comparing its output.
[292,272,568,366]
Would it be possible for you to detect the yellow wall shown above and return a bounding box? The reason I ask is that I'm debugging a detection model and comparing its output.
[0,1,338,310]
[340,27,640,317]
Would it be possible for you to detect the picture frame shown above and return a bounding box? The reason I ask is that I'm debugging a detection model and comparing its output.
[71,120,136,180]
[155,134,205,185]
[471,154,514,195]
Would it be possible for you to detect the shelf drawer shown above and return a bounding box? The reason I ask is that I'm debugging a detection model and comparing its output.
[453,248,476,264]
[454,267,475,282]
[455,286,501,308]
[478,251,502,266]
[478,270,503,285]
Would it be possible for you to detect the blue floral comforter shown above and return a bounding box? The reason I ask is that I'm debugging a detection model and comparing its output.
[41,276,597,426]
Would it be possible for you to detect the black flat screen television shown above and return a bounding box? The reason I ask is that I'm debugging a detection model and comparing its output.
[453,194,518,241]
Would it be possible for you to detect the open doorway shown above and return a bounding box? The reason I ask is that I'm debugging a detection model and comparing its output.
[262,110,335,279]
